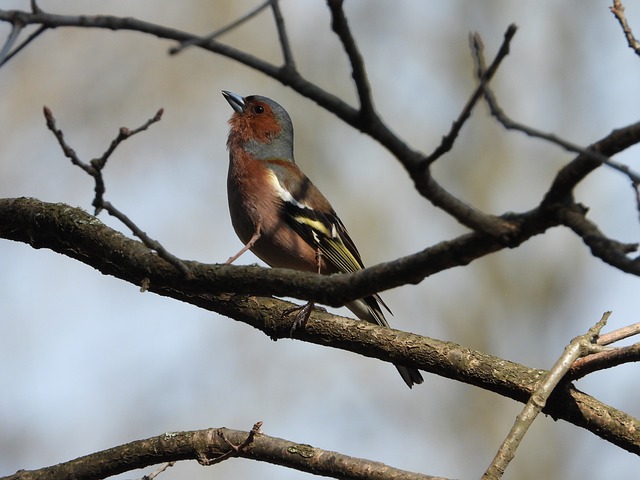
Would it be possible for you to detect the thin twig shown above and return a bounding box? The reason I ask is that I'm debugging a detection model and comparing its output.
[0,22,23,65]
[570,342,640,379]
[569,320,640,379]
[327,0,375,119]
[143,461,175,480]
[473,46,640,187]
[270,0,295,70]
[482,312,610,480]
[0,24,47,67]
[30,0,42,14]
[92,108,165,171]
[423,24,518,166]
[472,34,640,225]
[169,0,270,55]
[198,421,263,466]
[610,0,640,57]
[43,106,190,275]
[598,321,640,345]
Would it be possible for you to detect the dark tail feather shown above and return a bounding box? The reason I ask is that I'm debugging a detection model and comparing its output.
[346,297,424,389]
[396,365,424,388]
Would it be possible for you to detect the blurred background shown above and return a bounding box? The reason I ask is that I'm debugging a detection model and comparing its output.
[1,1,639,478]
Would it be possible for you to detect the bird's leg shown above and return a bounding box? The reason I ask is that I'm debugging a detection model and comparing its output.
[288,248,323,336]
[225,220,262,264]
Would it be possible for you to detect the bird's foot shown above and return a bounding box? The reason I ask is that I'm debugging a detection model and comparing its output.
[285,301,314,337]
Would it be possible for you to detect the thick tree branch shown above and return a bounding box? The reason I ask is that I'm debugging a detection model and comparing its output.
[2,197,639,313]
[1,425,444,480]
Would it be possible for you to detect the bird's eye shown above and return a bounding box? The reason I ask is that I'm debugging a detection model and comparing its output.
[253,105,265,114]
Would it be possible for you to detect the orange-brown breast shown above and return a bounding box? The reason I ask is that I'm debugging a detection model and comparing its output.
[227,149,324,273]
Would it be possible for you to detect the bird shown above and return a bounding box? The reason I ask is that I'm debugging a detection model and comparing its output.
[222,90,424,388]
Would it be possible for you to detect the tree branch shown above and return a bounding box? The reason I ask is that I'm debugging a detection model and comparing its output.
[423,24,518,167]
[610,0,640,57]
[168,0,270,54]
[483,313,610,479]
[327,0,375,119]
[1,197,639,454]
[1,424,444,480]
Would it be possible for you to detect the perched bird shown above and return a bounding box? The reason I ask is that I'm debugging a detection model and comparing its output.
[222,90,424,388]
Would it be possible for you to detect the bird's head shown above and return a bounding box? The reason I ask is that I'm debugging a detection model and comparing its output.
[222,91,294,162]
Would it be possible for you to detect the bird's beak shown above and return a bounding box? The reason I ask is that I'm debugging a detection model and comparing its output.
[222,90,245,113]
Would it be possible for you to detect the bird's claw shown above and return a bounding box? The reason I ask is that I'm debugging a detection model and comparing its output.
[285,301,314,337]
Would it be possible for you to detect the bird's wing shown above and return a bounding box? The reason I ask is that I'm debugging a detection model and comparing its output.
[279,188,393,316]
[283,201,391,315]
[285,201,363,273]
[267,160,391,314]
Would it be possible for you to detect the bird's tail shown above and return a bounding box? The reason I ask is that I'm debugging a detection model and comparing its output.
[346,297,424,388]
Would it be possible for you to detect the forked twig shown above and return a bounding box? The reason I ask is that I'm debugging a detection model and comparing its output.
[471,28,640,221]
[424,24,518,166]
[43,106,190,275]
[570,321,640,379]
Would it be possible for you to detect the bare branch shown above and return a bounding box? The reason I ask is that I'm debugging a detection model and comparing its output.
[142,461,175,480]
[2,422,446,480]
[198,422,263,466]
[1,198,640,455]
[169,0,270,55]
[569,319,640,379]
[1,424,443,480]
[598,322,640,345]
[327,0,375,118]
[43,107,190,275]
[270,0,296,70]
[556,203,639,275]
[483,313,609,479]
[471,41,640,190]
[610,0,640,57]
[0,25,46,67]
[570,343,640,379]
[424,24,518,166]
[0,20,23,63]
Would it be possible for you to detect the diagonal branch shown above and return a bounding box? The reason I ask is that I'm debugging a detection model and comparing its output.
[0,13,47,68]
[327,0,375,119]
[472,28,640,189]
[423,24,518,166]
[0,20,23,63]
[168,0,270,54]
[556,203,639,275]
[483,313,610,479]
[270,0,296,70]
[610,0,640,57]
